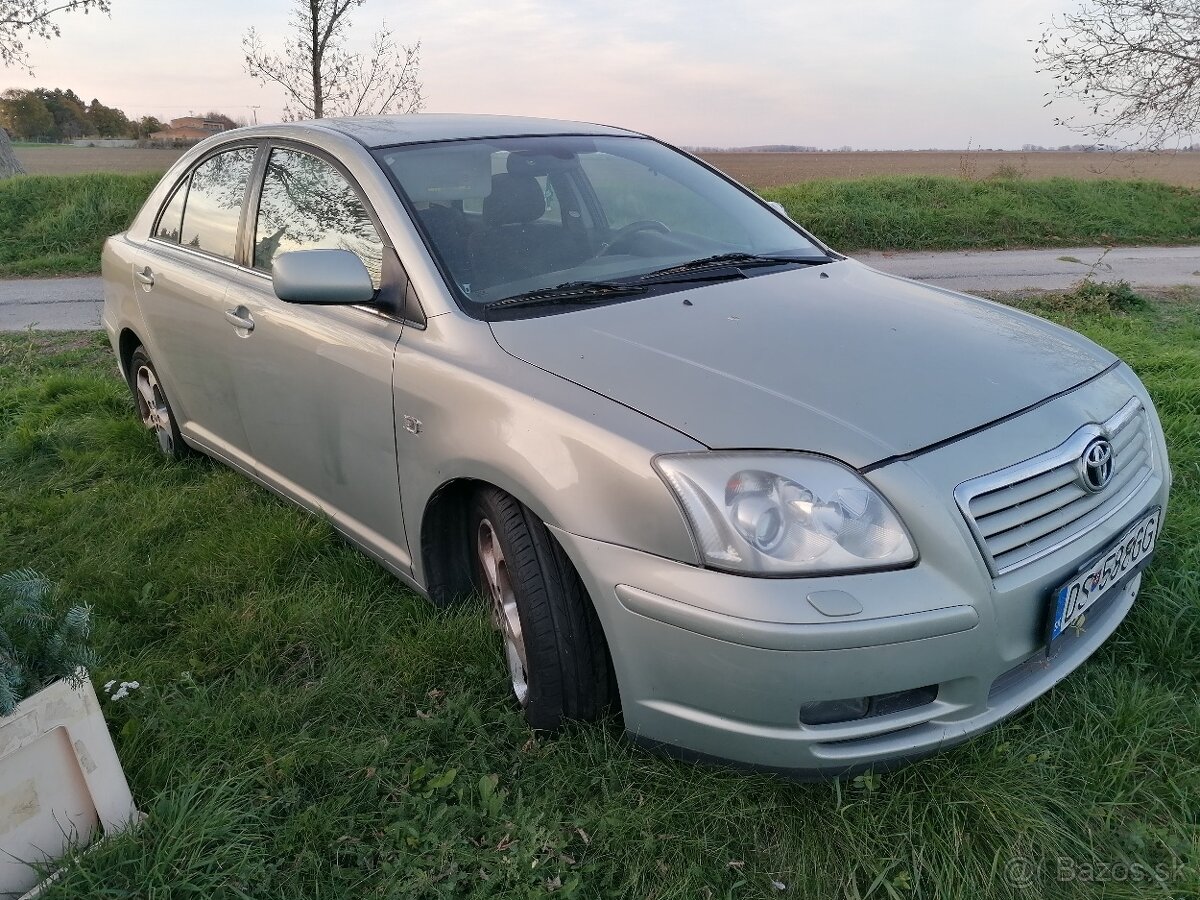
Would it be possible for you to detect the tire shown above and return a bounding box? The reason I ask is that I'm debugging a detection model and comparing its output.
[128,346,187,459]
[470,486,614,729]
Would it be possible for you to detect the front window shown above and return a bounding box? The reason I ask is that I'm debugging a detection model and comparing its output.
[253,148,384,288]
[373,136,826,312]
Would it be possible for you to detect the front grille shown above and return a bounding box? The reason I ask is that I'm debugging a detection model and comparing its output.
[955,398,1153,576]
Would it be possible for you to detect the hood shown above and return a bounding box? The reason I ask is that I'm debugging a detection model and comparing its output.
[489,259,1117,467]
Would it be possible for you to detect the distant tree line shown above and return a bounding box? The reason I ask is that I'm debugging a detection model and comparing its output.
[687,143,1200,153]
[1021,142,1200,152]
[0,86,241,141]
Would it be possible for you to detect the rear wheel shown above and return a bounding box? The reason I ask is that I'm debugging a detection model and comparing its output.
[129,347,186,459]
[470,486,614,729]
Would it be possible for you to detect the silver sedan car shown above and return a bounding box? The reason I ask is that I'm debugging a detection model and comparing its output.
[102,115,1170,776]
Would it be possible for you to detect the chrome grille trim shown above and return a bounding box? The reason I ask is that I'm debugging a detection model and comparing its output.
[954,398,1154,577]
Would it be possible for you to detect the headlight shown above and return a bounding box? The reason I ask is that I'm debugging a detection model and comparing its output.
[654,452,917,576]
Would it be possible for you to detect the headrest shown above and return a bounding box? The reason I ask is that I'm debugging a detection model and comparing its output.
[483,173,545,226]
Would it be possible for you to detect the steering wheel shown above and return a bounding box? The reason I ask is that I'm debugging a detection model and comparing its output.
[599,220,672,255]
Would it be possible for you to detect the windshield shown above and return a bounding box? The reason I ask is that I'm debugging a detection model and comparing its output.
[372,135,827,311]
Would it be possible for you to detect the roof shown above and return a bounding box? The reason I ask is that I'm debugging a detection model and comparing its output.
[307,113,640,148]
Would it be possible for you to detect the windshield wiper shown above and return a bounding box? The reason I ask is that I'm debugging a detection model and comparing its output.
[634,252,832,284]
[486,280,648,311]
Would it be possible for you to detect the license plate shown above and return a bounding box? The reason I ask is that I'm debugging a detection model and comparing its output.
[1049,508,1160,642]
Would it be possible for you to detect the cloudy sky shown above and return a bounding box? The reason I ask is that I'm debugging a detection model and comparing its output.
[4,0,1093,149]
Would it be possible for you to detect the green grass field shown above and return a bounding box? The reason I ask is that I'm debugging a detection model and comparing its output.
[0,173,160,277]
[1,172,1198,278]
[0,286,1197,897]
[761,176,1200,252]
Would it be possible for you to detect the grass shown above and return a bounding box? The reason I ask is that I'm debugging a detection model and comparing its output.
[0,285,1197,897]
[0,173,161,277]
[1,172,1199,279]
[763,176,1200,253]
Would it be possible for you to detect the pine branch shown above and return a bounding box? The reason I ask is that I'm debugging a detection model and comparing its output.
[0,570,98,714]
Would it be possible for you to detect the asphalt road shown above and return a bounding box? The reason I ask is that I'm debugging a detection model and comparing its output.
[2,245,1199,331]
[0,276,105,332]
[857,245,1200,293]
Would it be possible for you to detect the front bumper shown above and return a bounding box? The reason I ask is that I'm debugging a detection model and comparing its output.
[556,528,1156,777]
[549,369,1171,776]
[552,525,1149,776]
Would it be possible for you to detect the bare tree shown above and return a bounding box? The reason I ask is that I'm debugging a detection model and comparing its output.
[243,0,423,121]
[1,1,111,176]
[1036,1,1200,148]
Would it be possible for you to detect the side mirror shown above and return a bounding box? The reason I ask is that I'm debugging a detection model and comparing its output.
[271,249,376,305]
[765,200,791,220]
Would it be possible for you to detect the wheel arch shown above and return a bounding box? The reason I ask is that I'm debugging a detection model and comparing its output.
[418,474,574,607]
[420,476,481,607]
[117,327,142,385]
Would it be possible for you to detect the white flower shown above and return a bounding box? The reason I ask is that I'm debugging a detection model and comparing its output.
[771,881,787,892]
[104,679,141,702]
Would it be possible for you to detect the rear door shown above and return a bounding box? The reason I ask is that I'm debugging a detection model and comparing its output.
[221,143,413,575]
[133,144,260,464]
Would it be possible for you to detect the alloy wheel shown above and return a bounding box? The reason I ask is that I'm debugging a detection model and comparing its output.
[134,365,175,455]
[476,517,530,705]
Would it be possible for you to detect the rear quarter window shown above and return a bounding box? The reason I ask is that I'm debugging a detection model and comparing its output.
[154,181,187,243]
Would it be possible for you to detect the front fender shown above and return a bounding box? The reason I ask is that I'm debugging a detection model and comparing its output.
[393,314,702,589]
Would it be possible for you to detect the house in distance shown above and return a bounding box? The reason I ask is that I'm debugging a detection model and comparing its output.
[149,116,230,143]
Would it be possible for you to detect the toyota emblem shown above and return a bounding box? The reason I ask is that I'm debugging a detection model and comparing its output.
[1080,438,1114,492]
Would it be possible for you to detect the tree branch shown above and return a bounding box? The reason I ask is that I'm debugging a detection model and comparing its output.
[1036,0,1200,148]
[243,0,423,121]
[0,0,111,72]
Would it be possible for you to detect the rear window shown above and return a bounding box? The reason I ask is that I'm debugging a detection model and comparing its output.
[178,147,257,261]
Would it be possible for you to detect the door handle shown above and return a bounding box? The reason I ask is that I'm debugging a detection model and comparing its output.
[224,308,255,332]
[135,266,154,288]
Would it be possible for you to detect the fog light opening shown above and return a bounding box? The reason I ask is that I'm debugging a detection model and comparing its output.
[799,685,938,726]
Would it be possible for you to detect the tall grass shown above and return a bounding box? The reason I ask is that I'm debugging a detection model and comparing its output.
[764,176,1200,252]
[0,173,160,277]
[0,288,1197,897]
[1,172,1198,279]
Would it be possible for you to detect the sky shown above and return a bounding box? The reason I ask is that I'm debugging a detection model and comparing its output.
[2,0,1098,150]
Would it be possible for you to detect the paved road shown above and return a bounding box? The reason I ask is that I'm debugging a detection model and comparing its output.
[2,245,1199,331]
[858,244,1200,293]
[0,276,104,331]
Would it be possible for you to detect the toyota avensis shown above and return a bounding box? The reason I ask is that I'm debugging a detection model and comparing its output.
[102,115,1170,776]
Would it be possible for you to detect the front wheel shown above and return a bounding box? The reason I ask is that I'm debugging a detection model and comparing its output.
[129,347,186,459]
[470,487,615,729]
